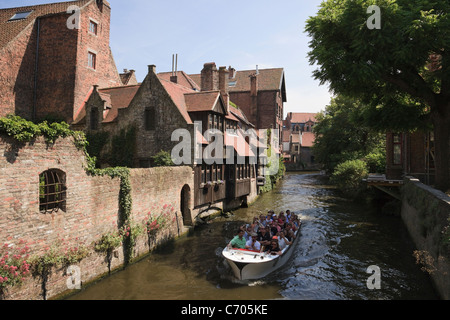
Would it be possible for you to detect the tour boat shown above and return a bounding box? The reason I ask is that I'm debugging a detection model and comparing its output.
[222,224,300,281]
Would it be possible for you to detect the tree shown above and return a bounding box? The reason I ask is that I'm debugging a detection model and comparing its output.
[306,0,450,191]
[313,95,386,174]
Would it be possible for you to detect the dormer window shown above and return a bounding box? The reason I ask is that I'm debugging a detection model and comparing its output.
[8,11,33,21]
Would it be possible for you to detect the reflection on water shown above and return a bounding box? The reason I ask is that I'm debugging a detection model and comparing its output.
[69,172,439,300]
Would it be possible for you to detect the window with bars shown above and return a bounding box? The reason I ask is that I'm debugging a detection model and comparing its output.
[39,169,66,213]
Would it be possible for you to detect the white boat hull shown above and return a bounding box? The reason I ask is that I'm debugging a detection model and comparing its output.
[222,230,300,280]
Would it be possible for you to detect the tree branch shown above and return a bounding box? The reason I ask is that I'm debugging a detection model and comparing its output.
[382,70,437,109]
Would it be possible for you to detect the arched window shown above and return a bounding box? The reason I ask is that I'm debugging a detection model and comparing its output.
[39,169,66,213]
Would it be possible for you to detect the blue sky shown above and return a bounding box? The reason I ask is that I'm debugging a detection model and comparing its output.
[0,0,333,115]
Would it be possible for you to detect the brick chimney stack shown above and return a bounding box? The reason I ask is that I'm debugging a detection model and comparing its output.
[201,62,219,91]
[219,66,230,112]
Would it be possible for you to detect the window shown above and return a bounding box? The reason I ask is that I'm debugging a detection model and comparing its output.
[208,114,213,130]
[393,134,402,165]
[144,107,156,130]
[88,51,96,69]
[8,11,33,21]
[89,20,98,35]
[201,164,206,184]
[39,169,66,214]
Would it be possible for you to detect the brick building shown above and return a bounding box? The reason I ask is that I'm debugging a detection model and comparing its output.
[0,0,123,123]
[282,112,318,170]
[188,65,287,144]
[76,63,262,215]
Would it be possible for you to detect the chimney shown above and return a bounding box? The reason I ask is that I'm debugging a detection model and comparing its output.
[201,62,219,91]
[148,65,156,74]
[170,54,178,84]
[228,66,236,79]
[219,66,230,112]
[250,73,258,122]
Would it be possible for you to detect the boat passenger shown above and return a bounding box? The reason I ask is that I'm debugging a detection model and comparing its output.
[270,220,281,235]
[278,231,292,250]
[257,226,272,247]
[265,239,282,256]
[229,229,247,249]
[245,233,261,251]
[251,217,260,234]
[285,210,292,220]
[259,215,267,228]
[285,224,296,240]
[265,213,273,226]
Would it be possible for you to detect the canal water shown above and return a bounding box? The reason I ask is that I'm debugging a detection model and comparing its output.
[69,172,439,300]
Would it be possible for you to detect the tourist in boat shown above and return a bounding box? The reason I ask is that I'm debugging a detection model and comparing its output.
[257,226,272,247]
[228,229,247,249]
[257,215,266,228]
[251,217,260,234]
[278,230,292,250]
[270,220,281,236]
[245,233,261,251]
[285,210,292,220]
[285,224,296,240]
[265,239,282,256]
[265,212,273,226]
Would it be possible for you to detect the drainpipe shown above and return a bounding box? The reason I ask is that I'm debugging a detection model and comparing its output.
[32,18,41,122]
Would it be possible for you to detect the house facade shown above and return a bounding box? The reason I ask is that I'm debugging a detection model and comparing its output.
[385,131,435,185]
[77,63,266,219]
[283,112,318,171]
[188,65,287,145]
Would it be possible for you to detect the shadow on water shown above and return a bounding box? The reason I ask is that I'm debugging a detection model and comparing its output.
[69,172,439,300]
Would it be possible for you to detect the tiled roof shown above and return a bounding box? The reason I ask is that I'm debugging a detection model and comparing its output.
[0,0,92,48]
[288,113,317,124]
[159,78,195,125]
[184,91,221,113]
[301,132,315,148]
[157,71,201,91]
[189,68,285,92]
[98,85,140,123]
[229,103,253,127]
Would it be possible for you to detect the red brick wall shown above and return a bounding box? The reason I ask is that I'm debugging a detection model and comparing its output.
[0,1,122,124]
[0,135,194,300]
[0,22,36,119]
[73,1,122,123]
[35,13,79,122]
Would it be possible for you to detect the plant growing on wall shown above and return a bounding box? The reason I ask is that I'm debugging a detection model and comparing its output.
[145,205,176,248]
[29,238,90,300]
[120,220,145,264]
[151,150,175,167]
[0,241,31,300]
[94,230,123,274]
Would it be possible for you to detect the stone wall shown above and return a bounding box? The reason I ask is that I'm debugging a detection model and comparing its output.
[401,177,450,299]
[0,135,194,300]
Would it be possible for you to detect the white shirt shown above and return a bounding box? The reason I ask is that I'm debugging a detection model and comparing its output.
[246,239,261,251]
